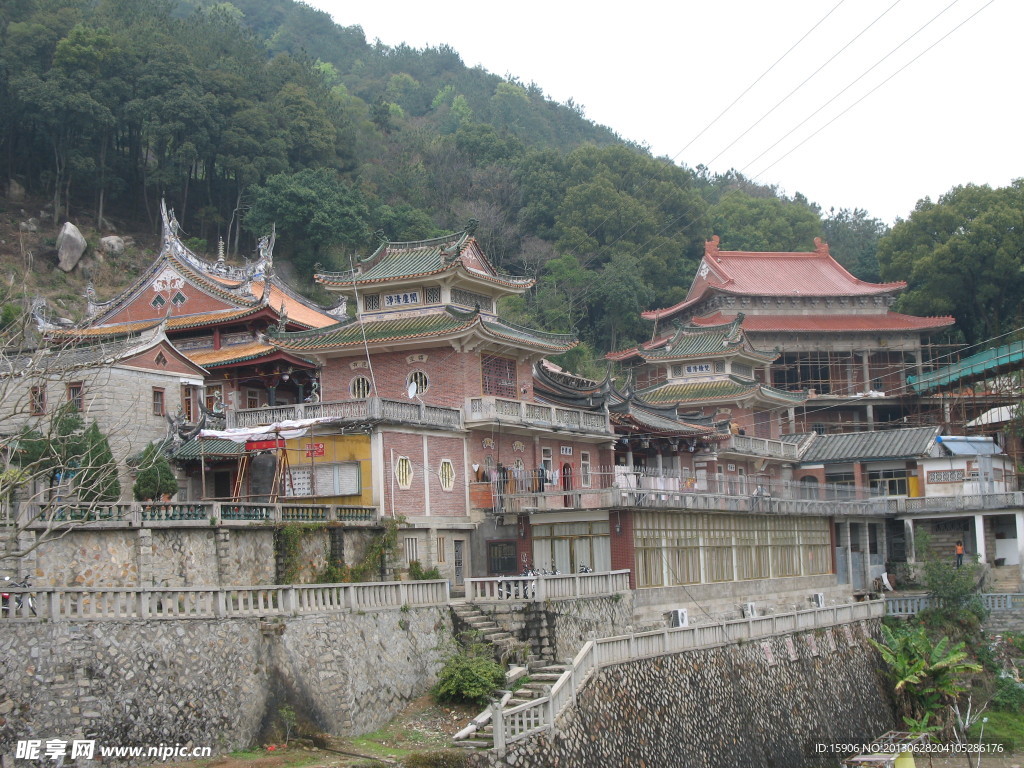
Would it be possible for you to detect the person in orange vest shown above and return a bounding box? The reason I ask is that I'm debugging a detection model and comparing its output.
[955,540,965,568]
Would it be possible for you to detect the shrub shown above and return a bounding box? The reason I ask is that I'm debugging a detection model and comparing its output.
[402,750,468,768]
[409,560,441,580]
[432,650,505,707]
[132,443,178,501]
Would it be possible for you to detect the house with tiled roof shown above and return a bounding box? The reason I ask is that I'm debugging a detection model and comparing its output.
[252,222,614,585]
[634,236,956,433]
[50,202,340,499]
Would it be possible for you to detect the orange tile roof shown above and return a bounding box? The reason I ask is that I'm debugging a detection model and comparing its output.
[186,341,279,367]
[691,311,956,333]
[643,236,907,321]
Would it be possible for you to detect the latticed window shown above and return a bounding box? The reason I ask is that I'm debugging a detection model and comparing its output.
[171,291,188,306]
[581,452,591,488]
[439,459,455,491]
[152,388,165,417]
[351,376,371,398]
[482,355,516,397]
[364,294,380,311]
[451,288,493,312]
[151,294,166,308]
[395,456,413,489]
[424,286,441,304]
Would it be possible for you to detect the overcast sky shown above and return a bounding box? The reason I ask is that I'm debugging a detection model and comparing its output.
[307,0,1020,225]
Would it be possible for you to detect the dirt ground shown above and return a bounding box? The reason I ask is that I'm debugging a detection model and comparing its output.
[145,696,478,768]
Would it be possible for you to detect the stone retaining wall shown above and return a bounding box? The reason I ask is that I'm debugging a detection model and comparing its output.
[13,526,377,588]
[0,608,449,765]
[470,619,894,768]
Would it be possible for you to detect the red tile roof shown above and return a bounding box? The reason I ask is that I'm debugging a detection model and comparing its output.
[642,236,906,321]
[691,311,955,333]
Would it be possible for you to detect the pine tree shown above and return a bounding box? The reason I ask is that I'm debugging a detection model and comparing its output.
[132,443,178,501]
[77,421,121,502]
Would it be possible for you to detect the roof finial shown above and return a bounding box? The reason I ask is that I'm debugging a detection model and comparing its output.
[705,235,720,257]
[814,236,830,256]
[465,219,478,237]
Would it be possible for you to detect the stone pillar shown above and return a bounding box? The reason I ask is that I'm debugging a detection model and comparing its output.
[215,528,234,586]
[787,406,796,432]
[861,351,871,392]
[16,530,37,581]
[904,519,917,564]
[865,402,875,430]
[844,520,854,586]
[136,528,154,587]
[973,513,987,565]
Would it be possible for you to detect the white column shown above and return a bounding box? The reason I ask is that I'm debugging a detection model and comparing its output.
[422,434,431,516]
[845,520,854,586]
[973,513,987,565]
[904,519,916,563]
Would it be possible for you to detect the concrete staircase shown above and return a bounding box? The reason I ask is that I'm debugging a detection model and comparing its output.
[449,603,564,751]
[988,564,1021,593]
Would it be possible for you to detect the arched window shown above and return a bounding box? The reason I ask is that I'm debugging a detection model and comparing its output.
[800,476,820,500]
[351,376,371,398]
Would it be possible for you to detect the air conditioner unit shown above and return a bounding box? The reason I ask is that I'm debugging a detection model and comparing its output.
[811,592,826,608]
[668,608,689,628]
[741,602,757,619]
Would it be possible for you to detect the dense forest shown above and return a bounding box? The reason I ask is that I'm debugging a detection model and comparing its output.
[1,0,1020,369]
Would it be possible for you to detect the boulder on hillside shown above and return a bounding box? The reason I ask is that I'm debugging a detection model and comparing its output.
[56,222,88,272]
[19,218,39,233]
[6,179,25,201]
[100,235,125,255]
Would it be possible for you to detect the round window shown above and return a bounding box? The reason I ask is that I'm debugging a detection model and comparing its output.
[351,376,372,398]
[407,370,429,396]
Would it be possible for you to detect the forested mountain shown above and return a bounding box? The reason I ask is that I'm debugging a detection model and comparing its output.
[4,0,1015,368]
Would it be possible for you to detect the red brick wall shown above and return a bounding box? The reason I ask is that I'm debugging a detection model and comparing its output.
[104,280,236,324]
[320,346,478,407]
[381,431,468,517]
[609,510,635,588]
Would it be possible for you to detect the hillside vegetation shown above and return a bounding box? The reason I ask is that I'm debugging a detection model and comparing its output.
[3,0,1018,364]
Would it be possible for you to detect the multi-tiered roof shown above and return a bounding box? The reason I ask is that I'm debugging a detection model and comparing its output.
[642,235,954,335]
[271,223,576,356]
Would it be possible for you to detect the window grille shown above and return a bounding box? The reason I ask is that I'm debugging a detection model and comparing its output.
[451,288,493,312]
[364,294,380,311]
[408,371,428,396]
[30,386,46,415]
[482,355,516,397]
[395,456,413,489]
[439,459,455,491]
[351,376,371,398]
[424,286,441,304]
[67,382,84,411]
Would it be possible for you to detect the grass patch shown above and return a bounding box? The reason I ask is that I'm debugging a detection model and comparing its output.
[967,709,1024,753]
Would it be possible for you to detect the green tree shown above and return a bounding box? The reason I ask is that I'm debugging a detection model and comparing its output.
[877,181,1024,345]
[871,622,981,732]
[132,443,178,501]
[77,421,120,502]
[708,192,822,252]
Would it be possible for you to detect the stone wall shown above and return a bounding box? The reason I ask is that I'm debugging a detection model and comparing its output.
[470,620,895,768]
[11,525,378,588]
[0,607,449,765]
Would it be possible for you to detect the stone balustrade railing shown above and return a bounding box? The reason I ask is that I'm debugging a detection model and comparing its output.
[465,396,611,435]
[723,434,800,460]
[484,599,885,754]
[465,570,631,603]
[0,579,451,621]
[885,593,1023,616]
[886,492,1024,515]
[231,396,462,430]
[15,502,379,529]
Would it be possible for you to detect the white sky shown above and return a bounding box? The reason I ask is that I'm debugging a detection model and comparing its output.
[308,0,1021,225]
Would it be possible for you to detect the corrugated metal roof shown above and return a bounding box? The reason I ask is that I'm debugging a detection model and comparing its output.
[908,339,1024,394]
[799,426,939,464]
[937,436,1003,456]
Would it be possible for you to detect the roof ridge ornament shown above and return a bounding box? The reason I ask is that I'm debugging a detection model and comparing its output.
[464,218,478,237]
[705,234,721,257]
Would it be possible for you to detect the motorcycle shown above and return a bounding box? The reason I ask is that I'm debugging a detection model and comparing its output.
[578,564,593,573]
[1,577,37,617]
[497,567,538,599]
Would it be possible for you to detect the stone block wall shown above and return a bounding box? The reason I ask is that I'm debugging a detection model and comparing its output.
[0,607,449,765]
[469,620,895,768]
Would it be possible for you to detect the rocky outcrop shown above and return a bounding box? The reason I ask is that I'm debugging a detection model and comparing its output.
[100,235,125,255]
[56,222,87,271]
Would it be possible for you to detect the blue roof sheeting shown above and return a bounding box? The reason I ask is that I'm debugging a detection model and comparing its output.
[908,340,1024,394]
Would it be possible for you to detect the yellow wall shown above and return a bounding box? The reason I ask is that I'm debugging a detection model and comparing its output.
[282,432,373,506]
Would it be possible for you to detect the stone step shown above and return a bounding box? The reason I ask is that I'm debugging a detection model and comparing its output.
[527,673,564,683]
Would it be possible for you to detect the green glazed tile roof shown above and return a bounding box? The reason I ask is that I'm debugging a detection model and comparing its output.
[640,376,807,405]
[607,315,776,363]
[271,307,576,354]
[315,229,533,290]
[172,438,246,460]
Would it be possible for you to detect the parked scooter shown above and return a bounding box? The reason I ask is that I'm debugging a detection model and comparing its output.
[1,577,36,617]
[578,564,593,573]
